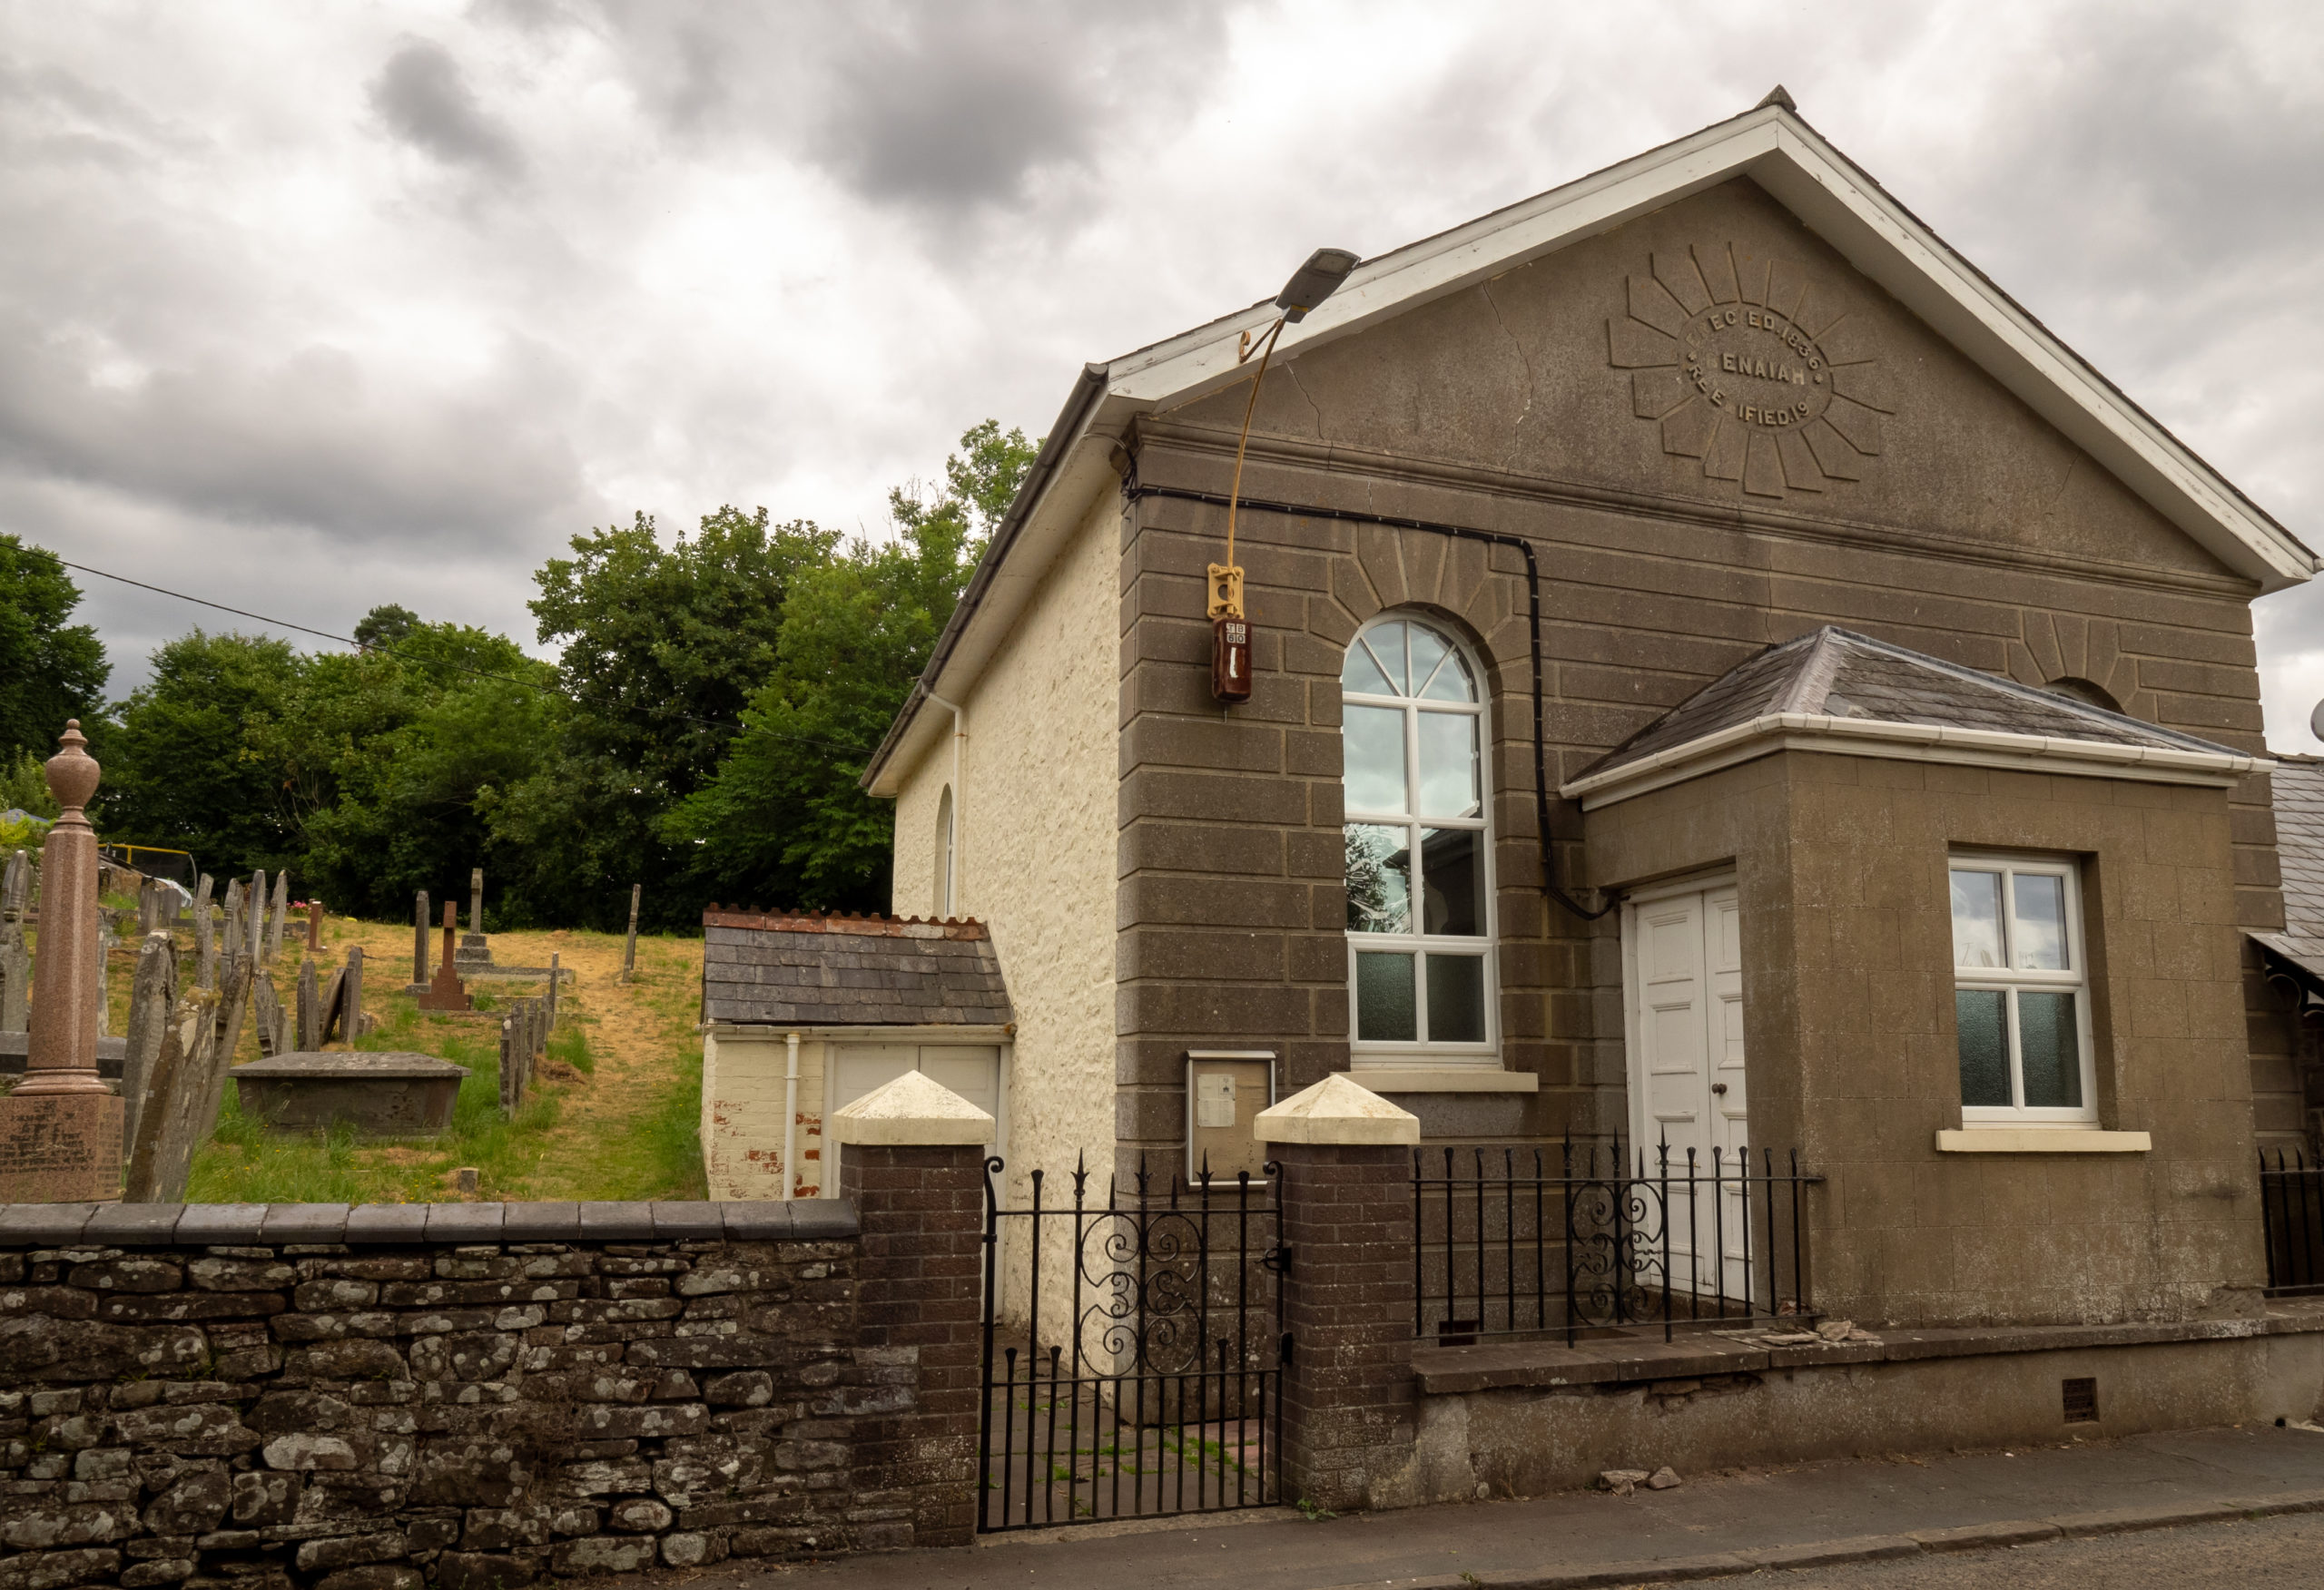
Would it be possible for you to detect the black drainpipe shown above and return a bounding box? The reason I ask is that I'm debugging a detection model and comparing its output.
[1122,478,1614,922]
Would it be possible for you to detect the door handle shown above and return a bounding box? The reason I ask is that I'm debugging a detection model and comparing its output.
[1711,1083,1728,1096]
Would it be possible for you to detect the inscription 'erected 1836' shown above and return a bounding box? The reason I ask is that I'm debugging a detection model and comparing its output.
[1680,303,1832,430]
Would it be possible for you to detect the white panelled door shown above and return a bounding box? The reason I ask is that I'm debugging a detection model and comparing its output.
[1623,879,1748,1299]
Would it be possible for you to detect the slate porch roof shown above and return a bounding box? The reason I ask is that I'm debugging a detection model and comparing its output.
[700,909,1014,1029]
[1575,626,2250,786]
[2254,757,2324,986]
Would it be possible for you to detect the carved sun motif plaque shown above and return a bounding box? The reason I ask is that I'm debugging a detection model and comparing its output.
[1608,242,1895,499]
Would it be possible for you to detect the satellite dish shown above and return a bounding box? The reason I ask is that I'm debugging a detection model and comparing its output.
[2309,698,2324,743]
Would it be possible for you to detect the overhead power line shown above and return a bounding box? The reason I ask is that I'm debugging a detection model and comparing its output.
[30,547,873,759]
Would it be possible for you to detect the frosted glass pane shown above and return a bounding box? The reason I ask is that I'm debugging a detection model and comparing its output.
[1356,952,1417,1042]
[2013,874,2069,970]
[1344,825,1413,933]
[1343,705,1407,815]
[1423,647,1475,702]
[1421,828,1482,935]
[1341,640,1393,695]
[2018,991,2081,1108]
[1950,869,2004,969]
[1408,626,1450,700]
[1417,711,1480,818]
[1956,989,2009,1106]
[1426,955,1486,1043]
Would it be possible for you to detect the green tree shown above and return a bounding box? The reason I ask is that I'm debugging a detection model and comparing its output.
[0,536,108,763]
[664,421,1038,909]
[353,603,419,650]
[490,506,839,928]
[101,631,302,877]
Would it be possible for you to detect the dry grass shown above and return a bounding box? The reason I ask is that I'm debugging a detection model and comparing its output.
[97,912,710,1204]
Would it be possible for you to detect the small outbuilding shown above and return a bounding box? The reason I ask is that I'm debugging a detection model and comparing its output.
[698,908,1013,1200]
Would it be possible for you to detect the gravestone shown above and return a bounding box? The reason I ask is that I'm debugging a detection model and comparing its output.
[120,932,178,1151]
[343,946,365,1041]
[418,901,471,1012]
[0,849,29,1035]
[192,873,216,990]
[456,867,493,971]
[235,1050,468,1135]
[296,957,320,1052]
[123,984,225,1203]
[193,959,254,1151]
[94,913,114,1037]
[266,870,289,963]
[411,888,430,991]
[623,882,641,982]
[547,953,561,1023]
[246,869,265,966]
[0,722,123,1202]
[253,973,285,1056]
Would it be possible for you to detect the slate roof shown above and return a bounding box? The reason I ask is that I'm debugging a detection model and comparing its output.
[1578,627,2247,783]
[700,909,1014,1029]
[2254,756,2324,986]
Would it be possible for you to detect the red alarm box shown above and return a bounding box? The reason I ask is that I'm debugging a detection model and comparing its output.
[1212,616,1252,702]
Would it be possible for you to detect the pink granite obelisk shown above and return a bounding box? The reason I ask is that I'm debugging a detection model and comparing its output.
[0,721,124,1200]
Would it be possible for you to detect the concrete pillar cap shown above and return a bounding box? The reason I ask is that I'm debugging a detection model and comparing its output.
[1253,1074,1420,1146]
[828,1067,996,1146]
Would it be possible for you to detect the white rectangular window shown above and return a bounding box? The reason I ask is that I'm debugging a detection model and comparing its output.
[1949,856,2096,1127]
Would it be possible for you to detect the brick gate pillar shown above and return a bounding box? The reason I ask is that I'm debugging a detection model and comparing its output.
[832,1070,996,1550]
[1256,1075,1422,1513]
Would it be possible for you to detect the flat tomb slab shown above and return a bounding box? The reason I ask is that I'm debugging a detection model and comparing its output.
[231,1050,469,1136]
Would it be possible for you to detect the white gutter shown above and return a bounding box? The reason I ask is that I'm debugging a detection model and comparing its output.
[1559,712,2271,811]
[783,1029,800,1202]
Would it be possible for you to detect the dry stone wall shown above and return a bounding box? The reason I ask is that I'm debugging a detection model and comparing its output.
[0,1200,931,1590]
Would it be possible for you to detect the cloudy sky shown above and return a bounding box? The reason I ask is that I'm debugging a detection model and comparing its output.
[9,1,2324,744]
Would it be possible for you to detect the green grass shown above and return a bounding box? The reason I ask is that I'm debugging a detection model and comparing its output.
[188,996,564,1204]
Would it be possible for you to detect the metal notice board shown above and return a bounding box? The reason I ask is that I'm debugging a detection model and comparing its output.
[1186,1049,1277,1183]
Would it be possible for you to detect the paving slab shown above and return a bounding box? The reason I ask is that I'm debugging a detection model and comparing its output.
[630,1425,2324,1590]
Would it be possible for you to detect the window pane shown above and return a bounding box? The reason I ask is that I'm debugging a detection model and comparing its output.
[1355,952,1418,1042]
[1420,828,1482,935]
[1423,646,1475,702]
[2013,873,2069,970]
[1950,869,2004,969]
[1416,711,1480,818]
[1344,825,1413,933]
[1341,639,1393,695]
[1425,955,1487,1043]
[1956,989,2010,1106]
[1409,625,1450,700]
[1370,623,1408,692]
[1343,705,1408,815]
[2017,991,2082,1108]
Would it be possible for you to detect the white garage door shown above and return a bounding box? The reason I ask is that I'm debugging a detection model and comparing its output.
[831,1043,1004,1124]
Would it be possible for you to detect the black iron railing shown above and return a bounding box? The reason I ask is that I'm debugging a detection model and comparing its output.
[978,1155,1284,1533]
[2260,1148,2324,1295]
[1413,1140,1822,1347]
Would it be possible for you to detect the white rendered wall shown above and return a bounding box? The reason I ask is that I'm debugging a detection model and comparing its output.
[891,488,1120,1329]
[700,1032,829,1200]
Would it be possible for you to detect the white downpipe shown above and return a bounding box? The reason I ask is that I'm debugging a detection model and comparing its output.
[783,1030,801,1201]
[925,691,967,918]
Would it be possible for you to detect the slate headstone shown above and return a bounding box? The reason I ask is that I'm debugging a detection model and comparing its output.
[121,931,178,1152]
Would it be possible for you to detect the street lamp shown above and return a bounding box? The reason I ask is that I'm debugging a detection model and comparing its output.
[1211,246,1360,702]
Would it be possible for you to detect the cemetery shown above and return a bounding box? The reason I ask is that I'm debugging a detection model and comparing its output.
[0,726,707,1210]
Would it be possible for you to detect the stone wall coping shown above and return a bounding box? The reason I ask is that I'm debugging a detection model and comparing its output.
[1411,1302,2324,1396]
[828,1068,996,1145]
[1255,1074,1421,1145]
[0,1198,861,1247]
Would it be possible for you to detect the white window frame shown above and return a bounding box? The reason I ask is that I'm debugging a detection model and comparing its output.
[1949,854,2099,1129]
[934,785,955,918]
[1343,614,1500,1067]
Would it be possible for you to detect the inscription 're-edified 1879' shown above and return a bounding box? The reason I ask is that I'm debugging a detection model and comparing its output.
[1608,241,1896,501]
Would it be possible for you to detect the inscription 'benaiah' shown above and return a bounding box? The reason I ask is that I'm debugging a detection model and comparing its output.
[1608,240,1895,501]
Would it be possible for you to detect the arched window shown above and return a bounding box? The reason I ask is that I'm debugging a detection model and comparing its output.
[1342,616,1495,1061]
[933,785,955,918]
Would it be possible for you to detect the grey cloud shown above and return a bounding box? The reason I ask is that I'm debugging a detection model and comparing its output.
[370,40,526,177]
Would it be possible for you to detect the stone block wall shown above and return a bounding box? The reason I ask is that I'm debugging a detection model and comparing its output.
[0,1199,962,1590]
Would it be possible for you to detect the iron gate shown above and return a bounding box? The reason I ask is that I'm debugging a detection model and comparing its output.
[977,1154,1285,1532]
